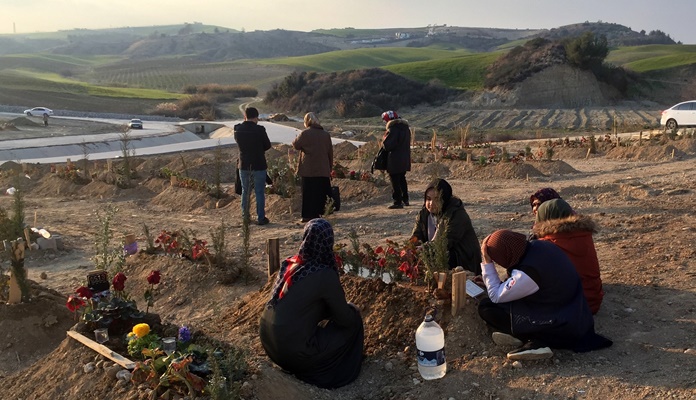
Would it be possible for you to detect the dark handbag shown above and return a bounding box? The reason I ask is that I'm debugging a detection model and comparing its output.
[371,147,388,173]
[330,186,341,211]
[234,168,242,195]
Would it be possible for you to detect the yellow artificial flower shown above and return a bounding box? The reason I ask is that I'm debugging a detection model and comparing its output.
[132,323,150,338]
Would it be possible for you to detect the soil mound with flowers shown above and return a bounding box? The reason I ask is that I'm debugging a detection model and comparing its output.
[1,136,696,399]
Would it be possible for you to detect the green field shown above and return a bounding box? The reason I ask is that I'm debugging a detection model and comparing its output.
[385,52,501,90]
[259,47,467,72]
[606,44,696,72]
[0,69,182,100]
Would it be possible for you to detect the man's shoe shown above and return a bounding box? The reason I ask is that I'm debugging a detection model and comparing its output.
[492,332,523,347]
[388,203,404,209]
[507,341,553,361]
[257,217,270,226]
[404,200,410,206]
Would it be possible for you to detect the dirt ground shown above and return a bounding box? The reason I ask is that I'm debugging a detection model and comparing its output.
[0,130,695,399]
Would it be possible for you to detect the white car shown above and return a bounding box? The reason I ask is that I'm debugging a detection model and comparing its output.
[128,119,143,129]
[23,107,53,117]
[660,100,696,130]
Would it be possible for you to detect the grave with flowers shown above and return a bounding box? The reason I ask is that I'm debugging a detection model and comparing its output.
[66,268,246,398]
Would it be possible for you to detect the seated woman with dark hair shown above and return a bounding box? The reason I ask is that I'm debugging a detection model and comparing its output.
[411,178,481,274]
[259,219,364,389]
[477,229,612,360]
[533,198,604,314]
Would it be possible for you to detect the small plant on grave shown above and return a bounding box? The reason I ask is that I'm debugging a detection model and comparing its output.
[56,163,90,184]
[525,145,532,158]
[70,272,144,333]
[418,218,449,289]
[545,146,554,161]
[238,213,253,283]
[144,270,161,313]
[331,162,349,179]
[127,323,162,359]
[205,346,249,399]
[130,325,217,398]
[155,230,181,256]
[211,141,225,199]
[266,158,299,198]
[501,147,510,162]
[210,221,228,267]
[589,135,597,154]
[477,155,487,166]
[93,204,126,273]
[142,223,157,254]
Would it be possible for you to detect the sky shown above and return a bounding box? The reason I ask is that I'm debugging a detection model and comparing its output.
[1,0,694,44]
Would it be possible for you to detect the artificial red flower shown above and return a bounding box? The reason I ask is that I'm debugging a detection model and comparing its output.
[398,261,410,273]
[374,246,384,254]
[335,254,343,269]
[75,286,93,299]
[112,272,127,291]
[378,258,386,268]
[66,295,85,312]
[147,270,161,285]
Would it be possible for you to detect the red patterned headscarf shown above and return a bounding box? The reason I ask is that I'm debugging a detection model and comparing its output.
[484,230,528,270]
[267,219,337,308]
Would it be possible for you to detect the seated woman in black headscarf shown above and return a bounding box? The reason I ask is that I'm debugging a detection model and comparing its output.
[411,178,482,274]
[259,218,364,389]
[477,229,612,361]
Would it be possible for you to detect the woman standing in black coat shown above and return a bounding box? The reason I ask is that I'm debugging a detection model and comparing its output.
[381,110,411,209]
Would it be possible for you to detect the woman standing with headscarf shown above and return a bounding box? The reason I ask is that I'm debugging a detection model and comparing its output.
[533,198,604,314]
[259,219,364,389]
[293,112,334,223]
[411,178,482,274]
[477,229,611,360]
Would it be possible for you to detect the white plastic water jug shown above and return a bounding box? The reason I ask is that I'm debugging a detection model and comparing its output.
[415,310,446,380]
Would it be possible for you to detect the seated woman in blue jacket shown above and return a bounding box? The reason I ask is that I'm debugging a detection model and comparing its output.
[477,229,612,360]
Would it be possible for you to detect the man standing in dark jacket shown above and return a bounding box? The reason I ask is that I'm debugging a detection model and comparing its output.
[381,110,411,209]
[234,107,272,225]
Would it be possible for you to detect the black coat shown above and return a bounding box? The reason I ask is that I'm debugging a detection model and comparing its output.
[381,119,411,174]
[411,196,482,273]
[234,121,271,170]
[259,268,364,388]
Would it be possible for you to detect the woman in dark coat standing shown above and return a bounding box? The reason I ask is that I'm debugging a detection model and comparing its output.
[477,229,612,360]
[259,219,364,389]
[381,110,411,209]
[411,178,482,274]
[293,112,334,222]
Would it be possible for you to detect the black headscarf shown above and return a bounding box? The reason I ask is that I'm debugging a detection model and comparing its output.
[267,218,337,308]
[424,178,453,213]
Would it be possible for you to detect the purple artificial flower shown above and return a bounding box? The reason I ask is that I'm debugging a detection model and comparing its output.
[178,326,192,343]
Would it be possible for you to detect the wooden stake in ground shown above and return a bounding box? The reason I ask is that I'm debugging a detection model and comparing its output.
[66,330,136,369]
[5,239,28,304]
[451,271,467,316]
[267,238,280,278]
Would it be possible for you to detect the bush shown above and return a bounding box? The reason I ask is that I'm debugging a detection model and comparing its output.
[265,69,450,116]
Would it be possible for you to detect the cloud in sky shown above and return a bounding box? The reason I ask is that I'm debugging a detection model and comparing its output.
[0,0,693,44]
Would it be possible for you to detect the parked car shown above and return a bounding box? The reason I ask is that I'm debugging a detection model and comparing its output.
[128,119,143,129]
[23,107,53,117]
[661,100,696,130]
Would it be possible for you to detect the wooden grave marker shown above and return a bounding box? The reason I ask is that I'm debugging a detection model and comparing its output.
[267,238,280,278]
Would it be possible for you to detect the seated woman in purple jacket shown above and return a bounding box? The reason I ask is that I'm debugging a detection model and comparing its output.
[477,229,612,360]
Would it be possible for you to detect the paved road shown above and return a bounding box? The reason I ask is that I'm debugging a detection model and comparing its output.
[0,113,363,165]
